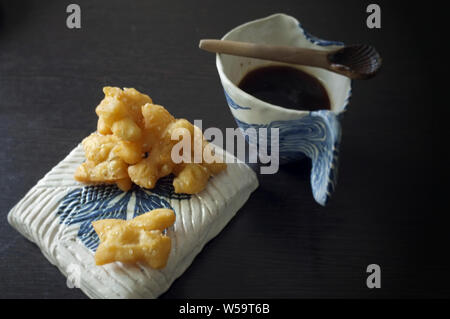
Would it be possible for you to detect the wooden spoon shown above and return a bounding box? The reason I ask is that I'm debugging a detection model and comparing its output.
[199,39,382,80]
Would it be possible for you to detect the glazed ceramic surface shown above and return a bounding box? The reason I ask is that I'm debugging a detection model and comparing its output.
[216,13,352,205]
[8,143,258,298]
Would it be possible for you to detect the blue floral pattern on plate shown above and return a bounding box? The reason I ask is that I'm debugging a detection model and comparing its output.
[57,175,190,250]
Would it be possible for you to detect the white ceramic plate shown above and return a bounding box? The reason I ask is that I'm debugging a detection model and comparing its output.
[7,143,258,298]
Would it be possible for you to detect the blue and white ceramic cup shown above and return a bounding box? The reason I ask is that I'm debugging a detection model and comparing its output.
[216,14,352,206]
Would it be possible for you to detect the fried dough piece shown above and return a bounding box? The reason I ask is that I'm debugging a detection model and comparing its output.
[75,87,227,193]
[92,209,175,269]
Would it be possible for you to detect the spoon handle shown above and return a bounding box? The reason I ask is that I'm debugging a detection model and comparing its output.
[199,39,330,69]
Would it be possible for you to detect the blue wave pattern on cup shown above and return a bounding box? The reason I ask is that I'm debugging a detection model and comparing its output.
[298,23,345,47]
[233,102,340,206]
[57,175,190,250]
[224,90,251,110]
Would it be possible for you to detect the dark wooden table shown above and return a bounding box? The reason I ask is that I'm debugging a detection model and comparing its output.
[0,0,445,298]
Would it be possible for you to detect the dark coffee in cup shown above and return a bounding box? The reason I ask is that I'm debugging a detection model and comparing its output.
[238,65,330,111]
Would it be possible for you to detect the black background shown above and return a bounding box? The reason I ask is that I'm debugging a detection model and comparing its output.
[0,0,446,298]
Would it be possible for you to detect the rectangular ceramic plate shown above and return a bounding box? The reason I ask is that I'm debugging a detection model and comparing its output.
[7,143,258,298]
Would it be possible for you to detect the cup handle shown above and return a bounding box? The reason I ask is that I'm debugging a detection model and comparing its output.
[305,110,341,206]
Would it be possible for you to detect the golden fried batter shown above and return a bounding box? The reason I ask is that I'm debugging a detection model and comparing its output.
[74,87,226,193]
[92,209,175,268]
